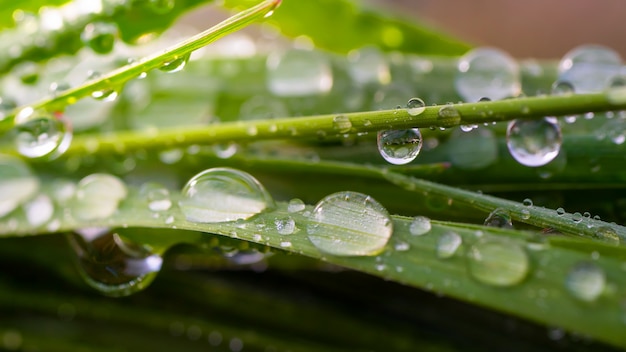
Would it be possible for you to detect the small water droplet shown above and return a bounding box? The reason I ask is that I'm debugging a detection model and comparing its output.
[71,174,127,221]
[148,0,175,14]
[551,80,575,95]
[506,117,562,167]
[275,216,295,235]
[522,198,533,207]
[23,194,54,227]
[558,45,622,93]
[68,228,162,296]
[213,142,238,159]
[87,71,119,101]
[280,241,292,248]
[556,207,566,216]
[437,106,462,127]
[594,226,620,245]
[0,155,39,217]
[436,231,462,259]
[332,115,352,133]
[306,191,392,256]
[520,209,531,220]
[159,148,183,164]
[376,128,422,165]
[139,183,172,212]
[159,53,190,73]
[406,97,426,116]
[179,168,274,223]
[571,212,583,223]
[409,216,431,236]
[13,111,72,160]
[484,208,513,228]
[267,49,333,96]
[287,198,306,213]
[394,241,410,251]
[455,47,520,102]
[467,240,529,287]
[565,262,605,302]
[81,22,117,54]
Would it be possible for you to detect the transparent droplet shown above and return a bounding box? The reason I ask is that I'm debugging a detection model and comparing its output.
[394,241,410,251]
[556,207,566,216]
[377,128,422,165]
[267,49,333,97]
[506,117,562,167]
[484,208,513,229]
[455,47,520,102]
[68,228,162,296]
[522,198,533,207]
[139,183,172,212]
[447,127,498,170]
[332,115,352,133]
[558,45,622,93]
[148,0,175,14]
[213,142,238,159]
[287,198,306,213]
[594,226,620,245]
[71,174,127,221]
[13,111,72,160]
[0,155,39,217]
[159,53,190,73]
[81,22,117,54]
[49,81,70,96]
[551,80,575,95]
[437,106,462,127]
[409,216,431,236]
[436,231,462,259]
[406,97,426,116]
[275,216,295,235]
[467,240,529,287]
[565,262,605,302]
[23,194,54,227]
[179,168,275,223]
[571,212,583,223]
[306,191,393,256]
[347,47,390,85]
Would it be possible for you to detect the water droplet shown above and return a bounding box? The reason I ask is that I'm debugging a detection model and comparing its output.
[23,194,54,227]
[556,207,566,216]
[287,198,306,213]
[447,127,498,170]
[565,262,605,302]
[594,226,620,245]
[213,142,237,159]
[148,0,175,14]
[71,174,127,221]
[506,117,562,167]
[409,216,431,236]
[13,111,72,160]
[49,81,70,96]
[436,231,462,259]
[522,198,533,207]
[484,208,513,228]
[158,148,183,164]
[571,212,583,223]
[139,183,171,212]
[377,128,422,165]
[0,155,39,217]
[280,241,292,248]
[551,80,575,95]
[306,191,392,256]
[437,106,462,127]
[455,47,520,102]
[68,228,162,296]
[81,22,117,54]
[406,97,426,116]
[179,168,274,223]
[347,47,390,85]
[394,241,410,251]
[87,71,119,102]
[558,45,622,93]
[468,240,529,287]
[267,49,333,96]
[159,53,190,73]
[332,115,352,133]
[275,216,295,235]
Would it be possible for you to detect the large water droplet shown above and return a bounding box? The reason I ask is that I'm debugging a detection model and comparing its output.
[159,53,190,73]
[506,117,562,167]
[81,22,117,54]
[267,49,333,97]
[437,231,462,258]
[447,127,498,170]
[13,109,72,160]
[377,128,422,165]
[406,97,426,116]
[274,216,295,235]
[23,194,54,227]
[409,216,431,236]
[467,240,529,287]
[306,191,392,256]
[347,47,390,85]
[179,168,274,223]
[558,45,622,93]
[565,262,605,302]
[484,208,513,228]
[455,47,520,102]
[139,182,172,212]
[0,155,39,217]
[68,228,162,296]
[71,174,127,221]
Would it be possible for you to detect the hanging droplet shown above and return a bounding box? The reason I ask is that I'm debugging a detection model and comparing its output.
[558,45,622,93]
[139,182,172,212]
[274,216,295,235]
[447,127,498,170]
[0,155,39,217]
[347,47,391,85]
[68,228,163,296]
[81,22,117,54]
[467,240,529,287]
[306,191,392,256]
[406,97,426,116]
[455,47,521,102]
[484,208,513,228]
[267,49,333,97]
[179,168,275,223]
[506,117,562,167]
[71,174,127,221]
[436,231,462,259]
[409,216,431,236]
[148,0,175,14]
[287,198,306,213]
[159,53,190,73]
[377,128,422,165]
[332,115,352,133]
[23,194,54,227]
[565,262,605,302]
[88,71,119,102]
[13,109,73,160]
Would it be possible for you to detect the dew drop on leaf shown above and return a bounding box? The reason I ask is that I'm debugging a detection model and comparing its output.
[406,97,426,116]
[467,240,529,287]
[274,216,295,235]
[159,53,190,73]
[455,47,520,102]
[13,110,72,160]
[287,198,306,213]
[81,22,117,54]
[179,167,275,223]
[437,105,462,127]
[0,155,39,217]
[306,191,392,256]
[87,71,119,102]
[506,117,562,167]
[436,231,462,259]
[409,216,431,236]
[71,173,127,221]
[23,194,54,227]
[332,115,352,133]
[594,226,620,245]
[67,228,162,297]
[558,44,622,93]
[484,208,513,229]
[565,262,605,302]
[377,128,422,165]
[139,182,172,212]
